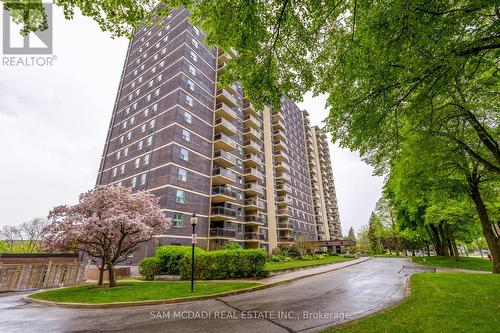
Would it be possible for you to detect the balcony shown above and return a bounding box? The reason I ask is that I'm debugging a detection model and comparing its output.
[309,159,317,168]
[243,101,258,117]
[215,102,237,120]
[272,129,286,141]
[214,117,237,136]
[278,236,294,243]
[274,150,289,163]
[309,166,317,174]
[244,168,263,181]
[275,162,290,173]
[312,190,320,199]
[243,114,262,129]
[244,198,265,211]
[210,227,236,238]
[277,222,294,230]
[217,61,227,75]
[212,167,236,185]
[210,207,237,221]
[244,232,265,242]
[213,150,237,168]
[275,195,292,206]
[243,140,262,154]
[217,51,232,64]
[276,208,292,217]
[243,127,262,141]
[244,153,262,167]
[244,215,264,225]
[215,88,238,107]
[211,186,238,203]
[272,120,286,131]
[214,132,237,152]
[275,172,291,182]
[272,111,284,122]
[307,144,314,152]
[244,182,263,196]
[273,139,288,152]
[276,183,291,194]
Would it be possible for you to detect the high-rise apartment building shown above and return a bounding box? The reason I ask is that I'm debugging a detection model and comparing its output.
[96,7,341,261]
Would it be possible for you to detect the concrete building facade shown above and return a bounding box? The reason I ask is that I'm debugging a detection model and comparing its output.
[96,7,341,262]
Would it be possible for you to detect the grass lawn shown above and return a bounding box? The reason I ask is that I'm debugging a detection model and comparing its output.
[328,273,500,332]
[412,256,492,271]
[266,256,352,271]
[30,281,259,304]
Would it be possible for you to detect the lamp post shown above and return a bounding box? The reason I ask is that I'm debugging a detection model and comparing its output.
[190,212,198,292]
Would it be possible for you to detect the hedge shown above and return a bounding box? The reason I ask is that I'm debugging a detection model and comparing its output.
[155,245,206,275]
[138,257,160,280]
[179,249,267,280]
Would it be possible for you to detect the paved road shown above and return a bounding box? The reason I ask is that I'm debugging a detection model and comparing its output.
[0,258,428,333]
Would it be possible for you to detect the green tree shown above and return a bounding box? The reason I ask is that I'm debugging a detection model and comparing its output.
[368,212,383,254]
[346,227,356,241]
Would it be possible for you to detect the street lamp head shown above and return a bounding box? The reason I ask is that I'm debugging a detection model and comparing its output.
[190,212,198,226]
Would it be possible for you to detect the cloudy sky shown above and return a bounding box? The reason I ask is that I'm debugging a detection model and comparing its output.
[0,8,384,234]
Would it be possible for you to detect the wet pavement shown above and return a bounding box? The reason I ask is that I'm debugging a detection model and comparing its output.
[0,258,429,333]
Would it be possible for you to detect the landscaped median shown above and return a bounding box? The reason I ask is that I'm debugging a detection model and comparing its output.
[27,281,261,307]
[266,256,353,272]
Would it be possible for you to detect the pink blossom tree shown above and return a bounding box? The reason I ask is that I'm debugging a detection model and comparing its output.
[43,185,171,287]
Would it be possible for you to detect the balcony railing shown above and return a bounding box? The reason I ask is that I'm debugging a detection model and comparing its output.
[214,132,237,147]
[278,222,294,229]
[278,236,294,243]
[244,232,265,241]
[214,117,237,133]
[212,167,237,181]
[244,182,263,193]
[213,150,237,165]
[210,227,236,238]
[215,102,237,119]
[211,186,237,199]
[245,215,264,224]
[211,207,236,217]
[216,89,237,107]
[244,198,265,209]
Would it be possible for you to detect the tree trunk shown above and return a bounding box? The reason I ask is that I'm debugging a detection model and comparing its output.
[476,240,484,258]
[107,263,117,287]
[438,223,450,257]
[97,260,106,286]
[463,243,469,257]
[446,224,461,262]
[429,224,442,256]
[469,184,500,274]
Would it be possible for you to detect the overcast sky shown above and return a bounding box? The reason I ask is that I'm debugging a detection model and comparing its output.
[0,9,384,234]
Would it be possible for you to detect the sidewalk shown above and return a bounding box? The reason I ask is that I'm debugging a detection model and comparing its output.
[259,257,372,284]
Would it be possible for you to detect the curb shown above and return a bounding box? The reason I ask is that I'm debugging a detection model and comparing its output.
[24,257,372,309]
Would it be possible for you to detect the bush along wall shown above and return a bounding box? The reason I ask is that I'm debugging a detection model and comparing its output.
[179,249,267,280]
[156,245,206,275]
[138,257,161,280]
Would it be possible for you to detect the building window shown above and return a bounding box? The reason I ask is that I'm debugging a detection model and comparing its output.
[116,151,121,160]
[180,148,189,161]
[147,136,153,146]
[119,136,124,144]
[157,74,162,82]
[192,38,198,48]
[127,132,132,140]
[125,107,130,114]
[160,60,165,67]
[131,176,137,188]
[185,95,193,107]
[146,94,151,102]
[133,102,138,110]
[184,112,192,124]
[140,124,146,133]
[193,26,200,36]
[144,108,149,117]
[122,122,127,129]
[190,51,197,62]
[134,158,140,169]
[176,190,185,204]
[120,164,125,174]
[154,88,160,97]
[112,167,117,177]
[124,147,129,157]
[187,79,194,91]
[152,103,158,112]
[188,65,196,76]
[149,119,155,129]
[148,80,153,88]
[178,168,187,181]
[237,224,243,233]
[173,213,183,227]
[138,140,144,150]
[140,173,147,185]
[143,154,150,165]
[161,48,166,55]
[182,129,190,142]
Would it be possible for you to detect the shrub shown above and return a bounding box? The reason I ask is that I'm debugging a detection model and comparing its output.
[156,245,205,275]
[179,249,267,280]
[139,257,160,280]
[221,241,242,250]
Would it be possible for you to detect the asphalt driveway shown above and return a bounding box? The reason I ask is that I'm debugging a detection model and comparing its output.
[0,258,429,333]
